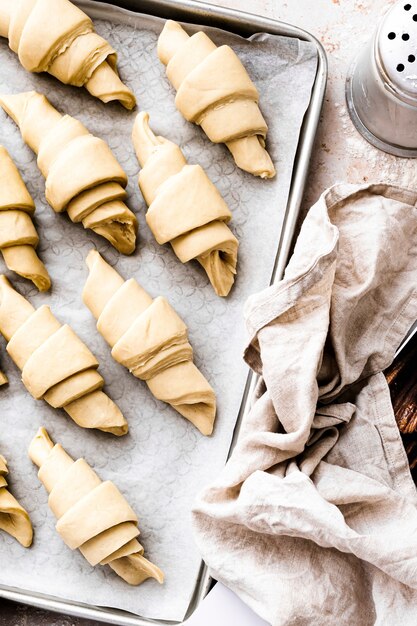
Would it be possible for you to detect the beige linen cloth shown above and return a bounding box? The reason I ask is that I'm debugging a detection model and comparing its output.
[192,183,417,626]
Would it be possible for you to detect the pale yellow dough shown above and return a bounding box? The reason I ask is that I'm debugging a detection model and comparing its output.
[132,112,238,297]
[29,427,163,585]
[83,250,217,435]
[0,369,7,385]
[0,274,128,435]
[157,20,275,178]
[0,91,138,254]
[0,454,33,547]
[0,0,135,109]
[0,146,50,291]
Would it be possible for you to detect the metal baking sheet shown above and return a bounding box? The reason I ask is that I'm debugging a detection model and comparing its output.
[0,0,327,624]
[394,321,417,358]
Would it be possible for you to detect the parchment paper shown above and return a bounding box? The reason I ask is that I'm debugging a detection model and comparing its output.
[0,1,318,621]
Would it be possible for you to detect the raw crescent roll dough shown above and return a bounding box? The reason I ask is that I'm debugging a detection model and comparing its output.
[0,0,135,109]
[0,454,33,547]
[0,146,50,291]
[0,91,137,255]
[29,427,163,585]
[157,20,275,178]
[0,274,128,435]
[132,112,238,297]
[83,250,216,435]
[0,365,7,385]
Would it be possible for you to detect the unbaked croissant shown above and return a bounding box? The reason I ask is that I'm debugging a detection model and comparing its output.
[132,112,238,297]
[157,20,275,178]
[0,274,127,435]
[83,250,216,435]
[0,91,137,254]
[29,427,163,585]
[0,0,135,109]
[0,454,33,546]
[0,369,7,385]
[0,146,50,291]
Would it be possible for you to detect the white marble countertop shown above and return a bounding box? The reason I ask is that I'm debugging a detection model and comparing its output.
[0,0,411,625]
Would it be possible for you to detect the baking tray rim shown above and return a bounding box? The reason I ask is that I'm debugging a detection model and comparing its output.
[0,0,327,624]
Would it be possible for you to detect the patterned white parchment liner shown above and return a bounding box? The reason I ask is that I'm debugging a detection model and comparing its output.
[0,0,317,621]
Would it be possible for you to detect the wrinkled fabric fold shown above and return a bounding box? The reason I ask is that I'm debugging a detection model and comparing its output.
[192,183,417,626]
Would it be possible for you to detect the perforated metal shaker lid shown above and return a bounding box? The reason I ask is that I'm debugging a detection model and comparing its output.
[378,2,417,99]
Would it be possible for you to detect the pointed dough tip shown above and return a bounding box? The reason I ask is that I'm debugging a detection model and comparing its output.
[84,61,136,110]
[101,423,129,436]
[36,275,52,292]
[110,552,164,585]
[226,135,276,179]
[197,416,215,436]
[132,111,161,167]
[157,20,189,65]
[85,248,101,269]
[0,91,35,127]
[0,273,10,299]
[28,427,54,467]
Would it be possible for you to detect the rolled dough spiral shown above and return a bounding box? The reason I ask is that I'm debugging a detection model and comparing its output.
[0,146,50,291]
[0,91,138,255]
[0,274,128,435]
[0,0,135,109]
[83,250,217,435]
[132,112,238,297]
[29,427,163,585]
[0,454,33,547]
[158,20,275,178]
